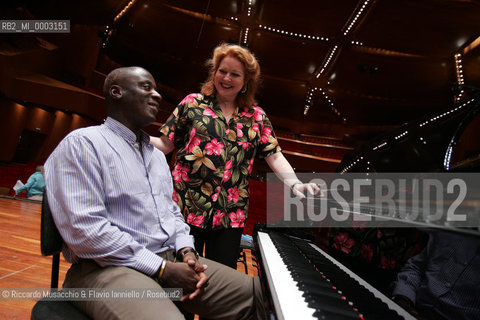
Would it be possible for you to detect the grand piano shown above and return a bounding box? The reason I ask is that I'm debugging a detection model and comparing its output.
[253,87,480,320]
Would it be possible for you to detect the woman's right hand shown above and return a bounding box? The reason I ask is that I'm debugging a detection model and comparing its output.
[292,182,323,199]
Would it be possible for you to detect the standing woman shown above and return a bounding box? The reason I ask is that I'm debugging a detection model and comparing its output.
[151,43,319,268]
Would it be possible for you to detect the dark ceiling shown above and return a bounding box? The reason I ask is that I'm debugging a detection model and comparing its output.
[3,0,480,143]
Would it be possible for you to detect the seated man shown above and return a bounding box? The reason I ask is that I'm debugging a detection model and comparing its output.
[15,165,45,201]
[44,66,264,320]
[392,229,480,320]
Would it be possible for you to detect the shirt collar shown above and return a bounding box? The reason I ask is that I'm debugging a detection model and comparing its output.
[210,95,240,121]
[103,117,150,146]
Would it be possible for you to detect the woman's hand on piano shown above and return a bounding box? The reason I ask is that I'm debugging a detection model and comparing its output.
[292,182,323,199]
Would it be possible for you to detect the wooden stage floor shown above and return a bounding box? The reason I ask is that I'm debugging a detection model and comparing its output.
[0,197,258,319]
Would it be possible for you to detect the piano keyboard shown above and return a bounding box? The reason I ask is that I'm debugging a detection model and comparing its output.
[256,231,416,320]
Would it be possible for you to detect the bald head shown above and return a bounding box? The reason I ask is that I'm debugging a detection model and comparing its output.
[103,67,144,99]
[102,66,161,132]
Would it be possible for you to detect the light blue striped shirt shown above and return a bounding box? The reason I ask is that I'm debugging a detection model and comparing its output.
[44,117,194,276]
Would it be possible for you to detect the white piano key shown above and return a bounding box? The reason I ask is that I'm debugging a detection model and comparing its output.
[257,231,316,320]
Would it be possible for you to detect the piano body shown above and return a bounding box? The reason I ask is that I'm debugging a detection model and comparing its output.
[254,88,480,319]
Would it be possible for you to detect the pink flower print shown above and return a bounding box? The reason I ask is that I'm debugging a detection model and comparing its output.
[212,186,221,202]
[180,93,199,105]
[352,219,367,231]
[247,158,254,174]
[252,123,260,132]
[187,213,204,227]
[377,229,383,239]
[260,126,272,144]
[227,187,239,203]
[238,141,252,150]
[172,189,179,204]
[240,107,253,118]
[361,243,373,262]
[203,108,218,119]
[213,210,225,227]
[172,163,190,183]
[168,132,174,142]
[222,171,232,182]
[222,160,233,182]
[205,138,224,156]
[236,123,244,138]
[252,106,264,121]
[185,128,201,153]
[332,232,355,254]
[381,256,396,270]
[228,209,245,228]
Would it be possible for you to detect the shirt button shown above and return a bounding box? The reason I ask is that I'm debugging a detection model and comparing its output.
[445,282,450,288]
[160,218,165,223]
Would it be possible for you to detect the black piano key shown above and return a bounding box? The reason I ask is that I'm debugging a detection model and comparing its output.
[298,283,346,300]
[313,309,362,320]
[307,299,361,318]
[295,278,338,291]
[304,292,354,310]
[290,268,331,279]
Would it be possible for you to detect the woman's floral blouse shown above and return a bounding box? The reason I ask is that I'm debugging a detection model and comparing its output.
[160,93,281,229]
[328,227,427,271]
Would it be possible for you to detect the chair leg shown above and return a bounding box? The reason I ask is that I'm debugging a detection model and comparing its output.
[237,249,249,275]
[251,252,259,273]
[51,253,60,289]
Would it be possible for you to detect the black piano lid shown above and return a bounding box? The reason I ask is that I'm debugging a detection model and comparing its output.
[334,86,480,237]
[337,86,480,173]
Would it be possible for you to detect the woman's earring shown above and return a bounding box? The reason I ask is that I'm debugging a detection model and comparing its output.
[241,84,248,94]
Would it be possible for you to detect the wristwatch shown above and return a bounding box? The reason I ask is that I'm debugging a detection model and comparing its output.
[177,248,199,261]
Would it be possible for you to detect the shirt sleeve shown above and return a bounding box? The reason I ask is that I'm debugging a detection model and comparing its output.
[15,184,26,195]
[256,108,282,159]
[392,244,429,304]
[159,94,195,150]
[172,204,195,251]
[44,134,163,276]
[15,175,35,195]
